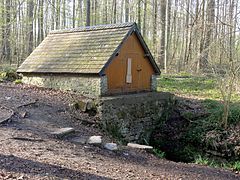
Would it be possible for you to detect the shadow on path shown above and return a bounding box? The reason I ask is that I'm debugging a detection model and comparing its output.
[0,154,110,179]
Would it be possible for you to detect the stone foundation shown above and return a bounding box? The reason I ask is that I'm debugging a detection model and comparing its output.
[22,73,158,97]
[151,75,158,91]
[22,74,108,97]
[97,92,175,143]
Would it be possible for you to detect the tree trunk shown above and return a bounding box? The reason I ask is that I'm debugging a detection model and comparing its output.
[3,0,11,63]
[199,0,215,71]
[113,0,117,24]
[183,0,190,68]
[86,0,90,26]
[229,0,235,62]
[125,0,129,22]
[160,0,166,69]
[197,0,205,73]
[27,0,34,55]
[38,0,44,45]
[137,0,141,30]
[73,0,76,28]
[120,0,124,23]
[78,0,83,27]
[55,0,60,29]
[104,0,108,24]
[51,0,55,30]
[91,0,94,25]
[142,0,147,38]
[1,0,5,62]
[152,0,157,59]
[94,0,97,25]
[62,0,66,27]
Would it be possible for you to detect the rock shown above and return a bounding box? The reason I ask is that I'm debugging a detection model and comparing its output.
[87,136,102,144]
[69,102,80,111]
[234,146,240,156]
[78,100,87,112]
[86,100,95,111]
[19,111,27,118]
[70,100,96,112]
[70,136,88,144]
[127,143,153,149]
[5,96,11,100]
[51,127,75,137]
[104,143,118,151]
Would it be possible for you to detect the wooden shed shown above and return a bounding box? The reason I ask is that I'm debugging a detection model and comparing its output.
[17,23,160,97]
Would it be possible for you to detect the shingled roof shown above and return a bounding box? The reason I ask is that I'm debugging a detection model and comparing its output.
[17,22,160,75]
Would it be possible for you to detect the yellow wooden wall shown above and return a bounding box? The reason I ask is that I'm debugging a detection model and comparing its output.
[105,32,155,94]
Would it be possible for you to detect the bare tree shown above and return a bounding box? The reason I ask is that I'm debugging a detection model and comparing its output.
[199,0,215,71]
[160,0,166,69]
[125,0,129,22]
[137,0,141,30]
[27,0,34,55]
[113,0,117,24]
[142,0,147,37]
[38,0,44,45]
[78,0,83,27]
[73,0,76,28]
[86,0,90,26]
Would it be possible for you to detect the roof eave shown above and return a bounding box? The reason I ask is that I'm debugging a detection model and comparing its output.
[17,71,99,75]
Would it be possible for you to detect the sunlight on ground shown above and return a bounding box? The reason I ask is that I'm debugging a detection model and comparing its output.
[157,75,240,102]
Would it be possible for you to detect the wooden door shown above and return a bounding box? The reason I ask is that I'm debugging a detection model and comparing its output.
[124,53,142,92]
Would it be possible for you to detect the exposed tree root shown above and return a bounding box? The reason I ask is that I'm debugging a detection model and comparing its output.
[0,105,15,124]
[11,137,44,142]
[17,99,38,108]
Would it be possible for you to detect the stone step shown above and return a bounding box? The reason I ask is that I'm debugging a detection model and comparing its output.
[127,143,153,149]
[104,143,118,151]
[87,136,102,144]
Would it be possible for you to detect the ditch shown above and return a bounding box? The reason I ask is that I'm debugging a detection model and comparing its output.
[149,97,240,171]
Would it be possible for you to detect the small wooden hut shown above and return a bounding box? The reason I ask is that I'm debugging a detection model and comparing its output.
[17,22,160,96]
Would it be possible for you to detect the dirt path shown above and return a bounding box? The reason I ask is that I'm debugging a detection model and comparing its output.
[0,82,239,180]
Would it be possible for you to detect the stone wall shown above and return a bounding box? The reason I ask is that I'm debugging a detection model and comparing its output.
[97,92,175,143]
[22,74,108,97]
[151,75,158,91]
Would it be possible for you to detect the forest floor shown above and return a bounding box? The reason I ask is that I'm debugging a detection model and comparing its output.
[0,82,239,180]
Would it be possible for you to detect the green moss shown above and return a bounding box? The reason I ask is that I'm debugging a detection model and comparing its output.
[14,79,22,84]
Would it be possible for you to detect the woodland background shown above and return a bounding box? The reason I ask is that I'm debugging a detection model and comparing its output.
[0,0,240,171]
[0,0,239,73]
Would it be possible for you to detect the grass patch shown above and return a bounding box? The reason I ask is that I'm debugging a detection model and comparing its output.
[158,75,240,102]
[233,161,240,171]
[153,149,166,159]
[195,155,240,171]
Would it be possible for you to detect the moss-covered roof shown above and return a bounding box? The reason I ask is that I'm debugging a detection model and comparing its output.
[17,23,160,75]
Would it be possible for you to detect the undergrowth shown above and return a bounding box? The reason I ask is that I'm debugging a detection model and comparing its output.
[195,155,240,171]
[153,149,166,159]
[0,66,21,82]
[152,73,240,172]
